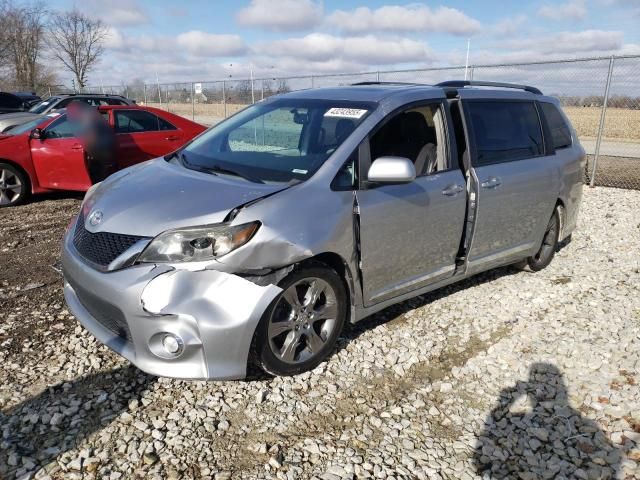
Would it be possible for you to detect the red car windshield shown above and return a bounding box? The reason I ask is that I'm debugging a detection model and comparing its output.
[6,116,55,135]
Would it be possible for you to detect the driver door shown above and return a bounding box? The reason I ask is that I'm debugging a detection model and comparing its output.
[30,115,91,191]
[355,102,467,306]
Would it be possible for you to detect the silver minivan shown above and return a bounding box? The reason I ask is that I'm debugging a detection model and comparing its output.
[62,81,585,379]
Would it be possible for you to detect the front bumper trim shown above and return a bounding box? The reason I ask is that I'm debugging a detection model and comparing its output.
[62,226,282,380]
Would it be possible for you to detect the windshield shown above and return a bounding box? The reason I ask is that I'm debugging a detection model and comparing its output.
[29,97,58,114]
[7,115,52,135]
[181,98,375,184]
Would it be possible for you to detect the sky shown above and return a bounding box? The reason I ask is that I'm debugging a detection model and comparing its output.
[47,0,640,86]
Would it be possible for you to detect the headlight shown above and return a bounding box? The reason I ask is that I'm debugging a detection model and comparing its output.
[138,221,260,263]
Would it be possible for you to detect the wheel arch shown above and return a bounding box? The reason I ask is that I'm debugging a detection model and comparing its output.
[298,251,356,324]
[0,158,33,193]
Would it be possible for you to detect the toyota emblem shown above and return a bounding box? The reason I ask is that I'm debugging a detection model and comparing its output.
[88,210,103,226]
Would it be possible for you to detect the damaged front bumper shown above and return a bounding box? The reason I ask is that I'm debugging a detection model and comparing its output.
[61,230,281,380]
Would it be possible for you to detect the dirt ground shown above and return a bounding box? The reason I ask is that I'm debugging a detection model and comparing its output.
[0,193,82,361]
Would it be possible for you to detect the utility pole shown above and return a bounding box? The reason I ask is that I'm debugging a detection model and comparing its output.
[250,63,255,104]
[464,39,471,80]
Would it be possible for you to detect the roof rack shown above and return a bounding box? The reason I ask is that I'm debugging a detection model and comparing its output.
[435,80,542,95]
[61,93,126,97]
[351,81,423,86]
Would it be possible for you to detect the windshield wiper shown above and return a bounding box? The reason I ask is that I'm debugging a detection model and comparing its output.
[202,164,265,184]
[177,152,264,184]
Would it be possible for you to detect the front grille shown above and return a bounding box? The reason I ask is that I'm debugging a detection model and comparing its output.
[69,277,133,344]
[73,212,146,268]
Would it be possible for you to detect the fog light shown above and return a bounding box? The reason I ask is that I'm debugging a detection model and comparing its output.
[161,334,183,356]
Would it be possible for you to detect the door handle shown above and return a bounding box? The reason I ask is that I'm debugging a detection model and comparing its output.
[71,144,83,151]
[165,136,180,141]
[480,176,502,189]
[442,184,465,196]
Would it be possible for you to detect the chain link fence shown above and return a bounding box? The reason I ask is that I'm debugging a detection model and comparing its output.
[13,54,640,189]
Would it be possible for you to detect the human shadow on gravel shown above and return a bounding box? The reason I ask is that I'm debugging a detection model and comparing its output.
[0,366,155,479]
[473,363,623,479]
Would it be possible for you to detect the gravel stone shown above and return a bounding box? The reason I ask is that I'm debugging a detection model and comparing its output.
[1,188,639,479]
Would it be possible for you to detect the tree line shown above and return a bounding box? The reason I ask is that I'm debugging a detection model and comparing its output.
[558,95,640,109]
[0,0,107,92]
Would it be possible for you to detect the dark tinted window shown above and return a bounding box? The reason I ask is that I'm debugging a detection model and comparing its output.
[114,110,175,133]
[468,101,544,165]
[540,102,572,149]
[106,98,129,105]
[0,93,23,109]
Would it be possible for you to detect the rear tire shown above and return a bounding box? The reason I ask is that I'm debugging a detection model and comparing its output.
[517,209,560,272]
[0,162,30,208]
[254,265,347,377]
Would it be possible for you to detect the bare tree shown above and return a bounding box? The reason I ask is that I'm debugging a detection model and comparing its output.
[1,1,46,90]
[0,2,10,65]
[47,9,107,90]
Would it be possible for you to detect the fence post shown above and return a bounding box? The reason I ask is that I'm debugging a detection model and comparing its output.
[261,79,264,101]
[191,83,195,120]
[469,66,475,80]
[591,56,615,187]
[143,84,147,104]
[222,81,227,118]
[48,86,52,97]
[376,71,380,82]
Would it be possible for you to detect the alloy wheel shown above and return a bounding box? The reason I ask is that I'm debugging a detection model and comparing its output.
[267,277,339,364]
[0,167,23,206]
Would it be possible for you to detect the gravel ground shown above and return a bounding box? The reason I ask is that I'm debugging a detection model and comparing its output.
[1,187,639,480]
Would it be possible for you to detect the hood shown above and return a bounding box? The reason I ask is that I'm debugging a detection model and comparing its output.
[0,112,40,123]
[83,158,287,237]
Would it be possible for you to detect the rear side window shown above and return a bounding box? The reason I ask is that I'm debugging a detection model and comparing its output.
[468,101,544,166]
[114,110,176,133]
[106,98,129,106]
[540,102,572,149]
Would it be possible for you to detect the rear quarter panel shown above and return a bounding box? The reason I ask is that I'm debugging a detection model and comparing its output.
[555,104,585,239]
[555,143,585,239]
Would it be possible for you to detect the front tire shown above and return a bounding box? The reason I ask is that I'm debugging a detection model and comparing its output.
[0,163,29,208]
[519,209,560,272]
[254,265,347,377]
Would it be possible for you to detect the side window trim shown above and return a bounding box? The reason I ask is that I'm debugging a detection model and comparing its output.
[534,100,555,156]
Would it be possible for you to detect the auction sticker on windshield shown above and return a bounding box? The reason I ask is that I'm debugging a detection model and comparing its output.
[324,108,368,119]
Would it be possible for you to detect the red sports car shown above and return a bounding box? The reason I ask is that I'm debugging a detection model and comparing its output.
[0,105,206,207]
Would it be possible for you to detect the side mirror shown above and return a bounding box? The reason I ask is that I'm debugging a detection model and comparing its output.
[367,156,416,184]
[30,128,43,140]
